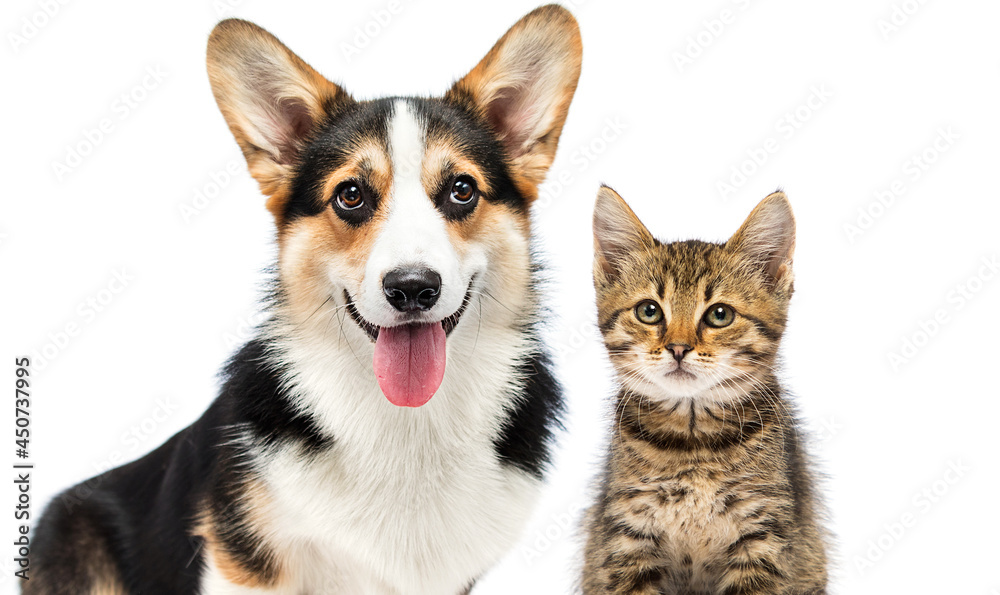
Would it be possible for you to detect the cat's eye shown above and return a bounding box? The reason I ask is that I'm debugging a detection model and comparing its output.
[703,303,736,328]
[634,300,663,325]
[334,180,366,210]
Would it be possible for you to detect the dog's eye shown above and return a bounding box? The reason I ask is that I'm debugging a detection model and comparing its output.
[450,176,477,205]
[703,303,736,328]
[334,181,365,210]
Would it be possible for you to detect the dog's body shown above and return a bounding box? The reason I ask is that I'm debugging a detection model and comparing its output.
[27,7,581,594]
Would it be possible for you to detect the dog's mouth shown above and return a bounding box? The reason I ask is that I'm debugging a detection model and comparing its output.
[343,283,474,408]
[343,288,472,342]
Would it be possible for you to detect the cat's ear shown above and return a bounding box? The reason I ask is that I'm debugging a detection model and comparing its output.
[445,5,582,201]
[593,185,656,283]
[207,19,353,210]
[726,190,796,287]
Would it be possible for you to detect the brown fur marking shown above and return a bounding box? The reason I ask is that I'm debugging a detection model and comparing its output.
[192,482,285,589]
[21,510,128,595]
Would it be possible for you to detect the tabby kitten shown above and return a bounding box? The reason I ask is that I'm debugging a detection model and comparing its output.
[582,186,827,595]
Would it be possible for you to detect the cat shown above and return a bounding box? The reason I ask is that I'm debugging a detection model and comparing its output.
[582,186,828,594]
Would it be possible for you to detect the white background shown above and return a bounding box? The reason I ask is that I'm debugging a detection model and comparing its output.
[3,0,999,593]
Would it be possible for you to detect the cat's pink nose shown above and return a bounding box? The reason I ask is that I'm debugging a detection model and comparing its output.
[667,343,693,362]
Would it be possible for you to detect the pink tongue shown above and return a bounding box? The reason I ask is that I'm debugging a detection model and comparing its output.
[373,323,447,407]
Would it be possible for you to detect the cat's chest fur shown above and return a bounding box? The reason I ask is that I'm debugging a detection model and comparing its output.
[604,408,787,591]
[615,457,762,564]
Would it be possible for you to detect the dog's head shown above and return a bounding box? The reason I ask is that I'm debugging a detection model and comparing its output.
[207,6,581,407]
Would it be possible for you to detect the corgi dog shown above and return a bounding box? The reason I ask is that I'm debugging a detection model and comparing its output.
[26,6,581,594]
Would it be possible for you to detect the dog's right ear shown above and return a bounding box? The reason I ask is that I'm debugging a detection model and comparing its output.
[446,5,582,202]
[207,19,352,211]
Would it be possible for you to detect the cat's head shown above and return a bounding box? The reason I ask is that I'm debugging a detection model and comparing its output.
[592,186,795,402]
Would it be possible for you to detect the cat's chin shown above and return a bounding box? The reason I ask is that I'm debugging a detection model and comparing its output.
[665,370,697,384]
[636,371,720,401]
[620,365,738,402]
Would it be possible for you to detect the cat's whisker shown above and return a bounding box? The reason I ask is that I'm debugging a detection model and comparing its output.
[720,374,775,458]
[617,371,649,406]
[699,367,737,446]
[710,372,754,451]
[723,354,784,376]
[616,366,661,436]
[614,389,638,444]
[712,361,791,461]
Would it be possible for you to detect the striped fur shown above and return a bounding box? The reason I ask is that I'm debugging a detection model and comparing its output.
[582,187,828,594]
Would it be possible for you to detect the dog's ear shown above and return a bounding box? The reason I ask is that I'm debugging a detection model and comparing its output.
[446,5,582,201]
[207,19,352,213]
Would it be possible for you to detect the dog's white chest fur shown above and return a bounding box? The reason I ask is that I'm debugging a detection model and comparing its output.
[265,420,538,594]
[205,318,541,595]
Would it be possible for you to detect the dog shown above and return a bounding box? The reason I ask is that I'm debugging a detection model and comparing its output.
[26,5,581,594]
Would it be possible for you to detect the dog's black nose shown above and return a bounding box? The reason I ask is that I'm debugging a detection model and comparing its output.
[383,268,442,312]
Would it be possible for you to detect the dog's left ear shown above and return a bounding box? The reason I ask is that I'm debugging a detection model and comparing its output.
[207,19,353,213]
[446,5,582,201]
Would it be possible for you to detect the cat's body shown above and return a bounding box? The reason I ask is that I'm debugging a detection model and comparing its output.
[582,187,827,595]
